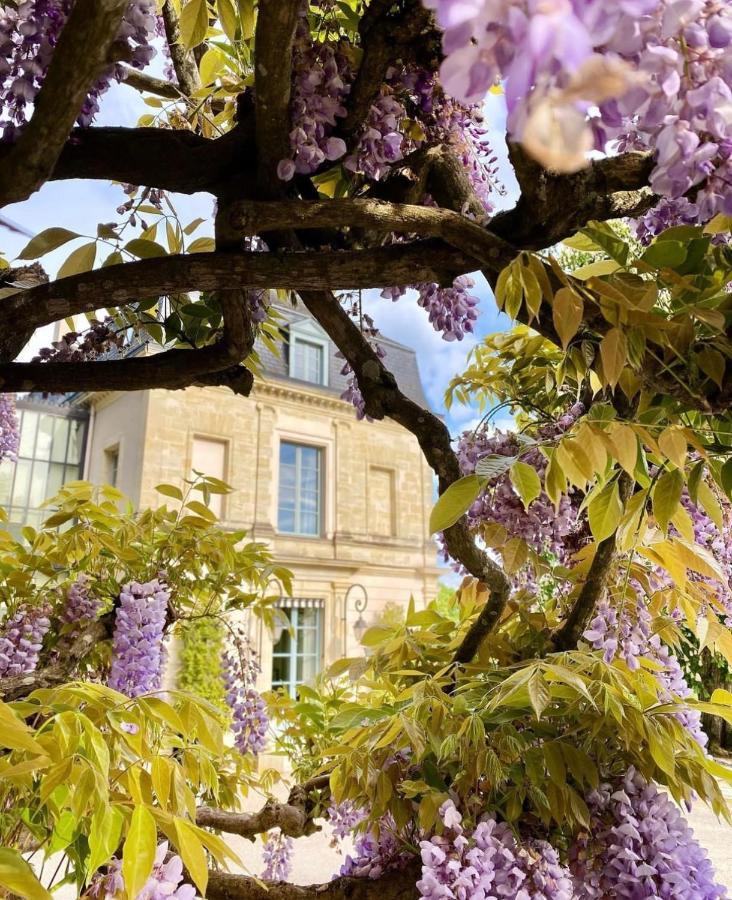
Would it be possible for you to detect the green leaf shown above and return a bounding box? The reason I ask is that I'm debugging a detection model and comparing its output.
[588,481,622,542]
[579,222,629,265]
[429,475,482,534]
[17,227,79,259]
[641,240,687,269]
[57,241,96,279]
[217,0,238,40]
[179,0,209,48]
[652,468,684,533]
[0,849,51,900]
[687,460,705,505]
[475,454,516,480]
[509,461,541,510]
[122,805,157,900]
[720,458,732,501]
[174,818,208,896]
[125,238,168,258]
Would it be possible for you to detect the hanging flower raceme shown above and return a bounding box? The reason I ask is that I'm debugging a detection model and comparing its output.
[571,767,727,899]
[584,593,707,748]
[340,813,413,880]
[0,392,19,463]
[276,2,350,181]
[62,574,101,625]
[108,578,169,698]
[415,277,480,342]
[220,633,269,756]
[418,800,574,900]
[327,799,367,845]
[423,0,732,222]
[0,0,157,141]
[0,604,51,677]
[262,829,294,881]
[454,404,586,561]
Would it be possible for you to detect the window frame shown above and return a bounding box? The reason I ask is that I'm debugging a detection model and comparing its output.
[277,440,323,537]
[288,323,329,387]
[270,605,323,698]
[0,401,87,534]
[190,434,229,519]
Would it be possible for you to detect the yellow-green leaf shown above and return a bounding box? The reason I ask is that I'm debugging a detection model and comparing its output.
[599,327,627,388]
[0,849,51,900]
[179,0,209,48]
[125,238,168,259]
[57,241,96,279]
[0,702,44,754]
[122,805,157,900]
[18,227,79,259]
[216,0,238,40]
[174,818,208,896]
[88,804,125,875]
[552,287,584,349]
[509,461,541,510]
[429,475,482,534]
[187,236,216,253]
[658,426,687,469]
[588,481,622,542]
[652,468,684,533]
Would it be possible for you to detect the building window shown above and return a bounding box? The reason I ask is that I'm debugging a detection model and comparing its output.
[271,604,323,697]
[278,442,321,536]
[104,445,119,487]
[368,466,396,536]
[190,436,227,518]
[290,334,327,386]
[0,404,86,534]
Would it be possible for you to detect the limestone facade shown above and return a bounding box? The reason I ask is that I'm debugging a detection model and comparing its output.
[82,309,440,692]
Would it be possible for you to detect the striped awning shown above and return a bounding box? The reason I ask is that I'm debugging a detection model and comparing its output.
[276,597,325,609]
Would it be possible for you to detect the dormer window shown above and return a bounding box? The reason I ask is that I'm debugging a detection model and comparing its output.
[288,320,329,387]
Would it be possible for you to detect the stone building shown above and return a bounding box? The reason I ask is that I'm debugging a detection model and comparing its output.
[1,301,440,694]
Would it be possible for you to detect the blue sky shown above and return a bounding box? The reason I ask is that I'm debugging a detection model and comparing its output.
[2,82,517,438]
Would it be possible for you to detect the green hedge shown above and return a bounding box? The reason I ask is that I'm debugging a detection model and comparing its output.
[177,617,226,709]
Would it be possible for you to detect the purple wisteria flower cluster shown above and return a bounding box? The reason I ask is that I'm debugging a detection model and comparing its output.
[276,2,351,181]
[338,811,415,880]
[62,574,101,625]
[571,767,727,899]
[415,276,480,343]
[0,392,19,463]
[32,317,125,364]
[89,841,195,899]
[418,800,573,900]
[423,0,732,221]
[584,594,707,747]
[108,578,169,698]
[327,799,367,845]
[0,604,51,677]
[0,1,157,141]
[262,829,294,881]
[451,403,587,562]
[220,631,269,756]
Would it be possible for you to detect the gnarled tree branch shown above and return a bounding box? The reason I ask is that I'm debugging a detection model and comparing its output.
[552,473,633,651]
[0,0,129,207]
[0,243,474,358]
[161,0,202,96]
[206,865,420,900]
[253,0,300,197]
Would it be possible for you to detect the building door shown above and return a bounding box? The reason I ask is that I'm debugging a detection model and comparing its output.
[271,600,324,698]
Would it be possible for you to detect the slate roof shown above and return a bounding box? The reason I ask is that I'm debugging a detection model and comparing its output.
[257,299,430,410]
